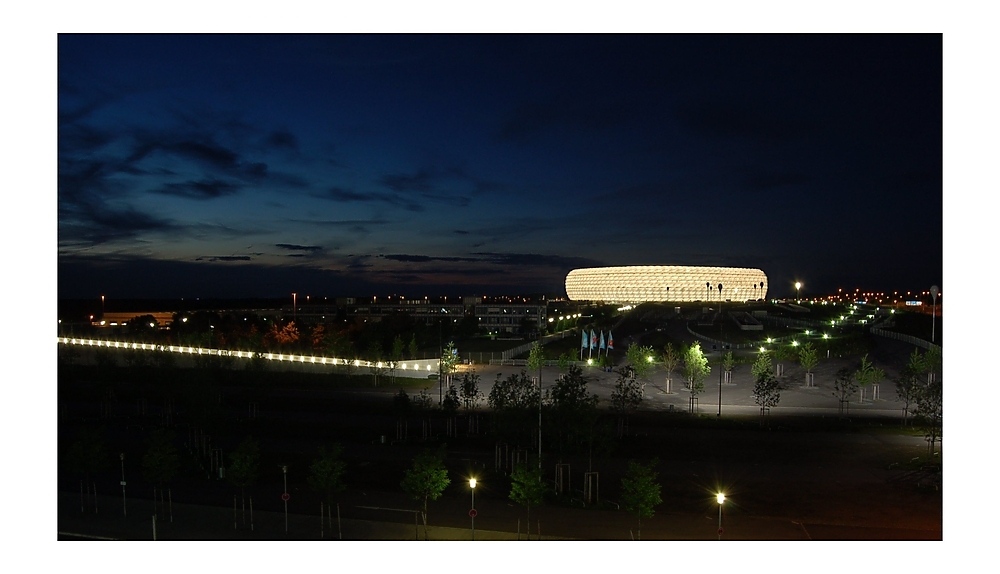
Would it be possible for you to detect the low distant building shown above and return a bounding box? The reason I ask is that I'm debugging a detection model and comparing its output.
[339,295,547,335]
[565,265,768,304]
[92,312,175,328]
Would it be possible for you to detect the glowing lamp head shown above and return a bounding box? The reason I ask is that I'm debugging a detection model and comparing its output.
[717,492,726,505]
[469,478,477,489]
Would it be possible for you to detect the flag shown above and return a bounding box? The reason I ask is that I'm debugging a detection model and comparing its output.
[581,330,588,349]
[590,329,597,350]
[607,331,614,350]
[599,331,606,350]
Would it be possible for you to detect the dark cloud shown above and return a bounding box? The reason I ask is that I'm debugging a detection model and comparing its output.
[275,243,323,252]
[378,252,604,269]
[380,170,435,193]
[380,254,479,263]
[313,186,423,212]
[471,252,605,269]
[266,129,298,150]
[126,134,270,182]
[154,179,242,199]
[195,255,253,262]
[59,204,177,247]
[379,167,482,206]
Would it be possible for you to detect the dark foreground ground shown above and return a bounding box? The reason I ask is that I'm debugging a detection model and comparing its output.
[57,384,942,542]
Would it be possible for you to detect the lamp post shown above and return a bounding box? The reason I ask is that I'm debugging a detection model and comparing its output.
[717,492,725,539]
[120,453,126,517]
[282,465,288,533]
[717,353,723,417]
[438,308,448,405]
[292,293,296,322]
[795,282,802,303]
[930,285,939,342]
[469,478,477,540]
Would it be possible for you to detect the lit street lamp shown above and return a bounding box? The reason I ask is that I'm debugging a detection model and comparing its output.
[717,492,725,539]
[795,282,802,303]
[469,478,477,540]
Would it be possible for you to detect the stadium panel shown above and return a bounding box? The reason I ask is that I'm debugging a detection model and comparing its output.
[565,265,768,303]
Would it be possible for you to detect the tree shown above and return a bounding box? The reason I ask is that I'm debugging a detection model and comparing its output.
[440,341,459,379]
[681,343,711,412]
[721,350,736,373]
[268,320,300,348]
[620,459,662,541]
[227,436,261,527]
[625,343,655,383]
[487,370,540,447]
[509,463,546,540]
[557,351,573,372]
[141,427,180,514]
[307,444,347,510]
[832,367,858,416]
[442,383,461,435]
[401,447,451,539]
[389,335,405,385]
[366,340,385,387]
[310,323,327,351]
[393,390,412,440]
[661,342,681,392]
[854,354,885,401]
[913,377,942,454]
[408,333,419,360]
[798,342,819,376]
[923,348,942,383]
[610,368,643,437]
[750,352,780,426]
[548,365,600,458]
[526,341,545,465]
[459,371,483,411]
[895,349,925,426]
[66,426,107,512]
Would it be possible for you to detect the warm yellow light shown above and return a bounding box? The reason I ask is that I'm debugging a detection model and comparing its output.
[717,493,726,505]
[470,478,477,489]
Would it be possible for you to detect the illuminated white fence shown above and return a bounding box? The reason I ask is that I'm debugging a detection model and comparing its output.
[56,337,439,378]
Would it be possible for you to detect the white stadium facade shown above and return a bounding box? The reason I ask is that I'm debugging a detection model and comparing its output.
[565,265,768,304]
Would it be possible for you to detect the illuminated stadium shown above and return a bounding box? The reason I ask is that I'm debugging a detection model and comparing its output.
[565,265,768,303]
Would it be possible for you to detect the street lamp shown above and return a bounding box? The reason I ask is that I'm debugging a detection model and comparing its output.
[282,465,289,533]
[795,282,802,303]
[292,293,297,322]
[120,453,127,517]
[717,492,726,539]
[930,285,939,342]
[469,478,477,540]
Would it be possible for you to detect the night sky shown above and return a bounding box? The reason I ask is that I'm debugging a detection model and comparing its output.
[57,33,943,300]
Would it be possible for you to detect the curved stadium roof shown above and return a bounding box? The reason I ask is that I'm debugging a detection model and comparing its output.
[565,265,768,303]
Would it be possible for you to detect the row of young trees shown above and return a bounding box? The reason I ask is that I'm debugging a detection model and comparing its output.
[399,445,662,541]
